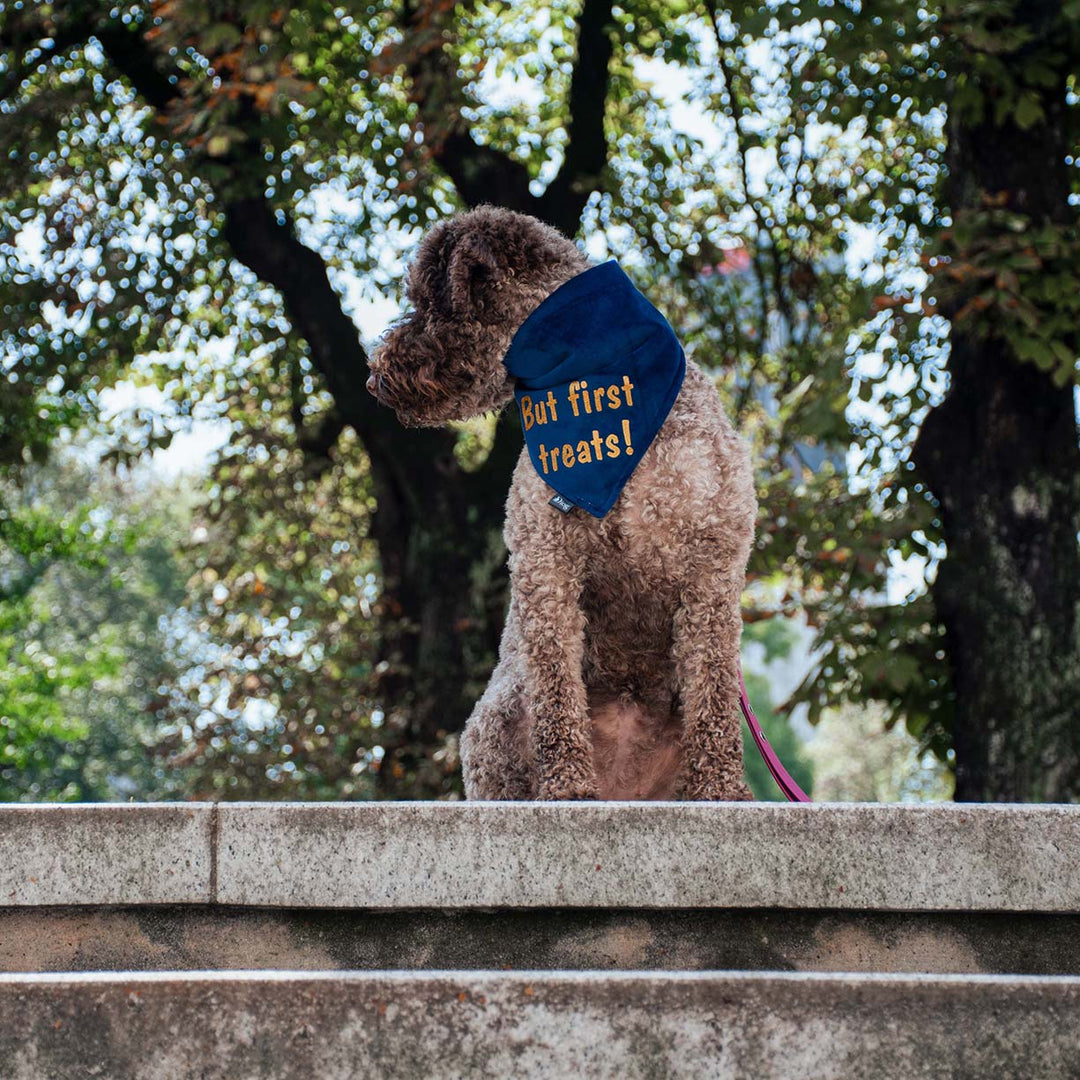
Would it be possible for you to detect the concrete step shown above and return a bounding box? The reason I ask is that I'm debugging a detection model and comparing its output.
[2,802,1078,976]
[3,801,1078,911]
[2,969,1078,1079]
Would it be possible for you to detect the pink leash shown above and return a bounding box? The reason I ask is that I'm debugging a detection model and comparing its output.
[739,667,811,802]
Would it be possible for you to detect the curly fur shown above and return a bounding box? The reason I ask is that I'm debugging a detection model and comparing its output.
[368,206,757,801]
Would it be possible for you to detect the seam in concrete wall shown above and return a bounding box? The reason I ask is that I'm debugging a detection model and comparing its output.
[209,802,220,905]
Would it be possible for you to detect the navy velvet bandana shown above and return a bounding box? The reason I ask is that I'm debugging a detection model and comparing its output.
[502,260,686,518]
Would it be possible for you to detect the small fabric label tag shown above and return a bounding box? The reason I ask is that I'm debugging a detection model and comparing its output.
[549,493,575,514]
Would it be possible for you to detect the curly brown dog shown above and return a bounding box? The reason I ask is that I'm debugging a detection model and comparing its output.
[368,206,756,801]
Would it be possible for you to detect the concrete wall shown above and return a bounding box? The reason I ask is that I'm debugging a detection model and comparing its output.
[3,802,1078,1077]
[3,801,1078,910]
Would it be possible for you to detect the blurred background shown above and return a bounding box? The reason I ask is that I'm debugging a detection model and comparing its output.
[0,1,1076,803]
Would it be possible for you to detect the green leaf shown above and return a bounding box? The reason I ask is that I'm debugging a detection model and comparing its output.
[1014,91,1044,130]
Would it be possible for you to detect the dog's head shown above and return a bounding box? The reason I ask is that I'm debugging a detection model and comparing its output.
[367,205,588,426]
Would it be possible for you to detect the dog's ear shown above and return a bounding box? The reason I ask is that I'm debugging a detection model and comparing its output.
[448,233,501,317]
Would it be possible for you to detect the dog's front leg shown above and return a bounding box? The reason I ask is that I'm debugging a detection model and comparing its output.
[509,543,597,801]
[672,561,755,802]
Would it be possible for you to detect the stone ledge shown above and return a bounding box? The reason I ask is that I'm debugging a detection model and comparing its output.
[1,802,1078,912]
[1,970,1078,1079]
[0,804,211,907]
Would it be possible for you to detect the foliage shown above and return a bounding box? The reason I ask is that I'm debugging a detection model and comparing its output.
[152,369,389,800]
[805,700,953,803]
[629,2,956,758]
[929,204,1080,388]
[751,0,1079,765]
[0,480,112,788]
[0,453,190,800]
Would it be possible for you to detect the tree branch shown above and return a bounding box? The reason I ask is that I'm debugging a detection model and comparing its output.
[536,0,616,231]
[704,0,803,423]
[220,197,379,430]
[397,1,533,212]
[296,408,347,478]
[400,0,615,235]
[88,21,451,470]
[0,21,89,102]
[434,129,535,213]
[92,21,176,110]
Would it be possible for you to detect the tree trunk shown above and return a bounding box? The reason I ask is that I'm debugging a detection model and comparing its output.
[912,4,1080,802]
[363,413,519,796]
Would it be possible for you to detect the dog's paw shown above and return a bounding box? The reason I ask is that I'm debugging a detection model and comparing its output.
[536,754,599,801]
[676,774,754,802]
[536,778,599,801]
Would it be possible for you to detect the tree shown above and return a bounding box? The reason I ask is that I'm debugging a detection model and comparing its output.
[2,0,632,794]
[911,2,1080,801]
[780,0,1080,800]
[3,1,1074,800]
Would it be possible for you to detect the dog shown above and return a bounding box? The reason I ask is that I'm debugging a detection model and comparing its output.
[367,206,757,801]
